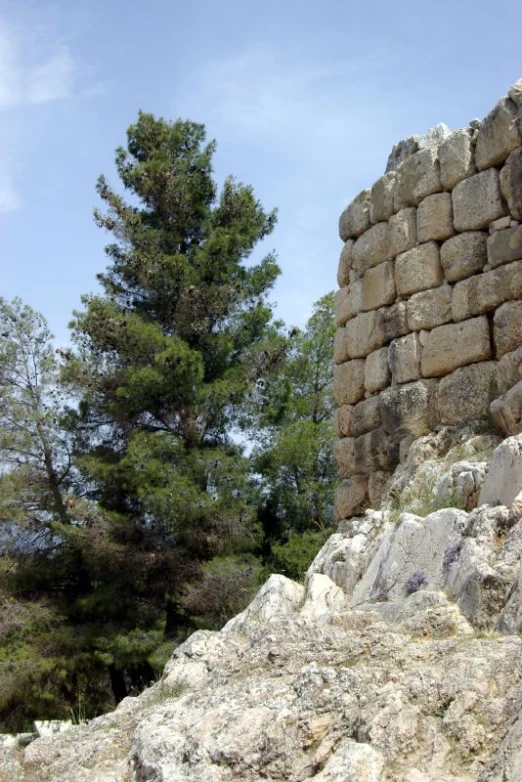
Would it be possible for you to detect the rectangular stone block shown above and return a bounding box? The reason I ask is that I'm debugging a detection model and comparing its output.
[364,347,390,393]
[381,301,409,342]
[407,285,452,331]
[437,362,498,425]
[334,437,356,478]
[388,207,417,257]
[339,189,371,241]
[354,429,399,474]
[334,360,366,405]
[440,231,487,282]
[490,380,522,436]
[334,282,362,325]
[494,301,522,357]
[351,397,382,437]
[394,147,442,210]
[388,333,422,384]
[439,127,476,190]
[334,327,349,365]
[337,240,354,287]
[416,192,454,243]
[345,310,386,359]
[379,380,439,442]
[475,97,522,171]
[335,404,354,438]
[487,226,522,268]
[335,476,369,520]
[361,260,396,311]
[421,317,492,377]
[352,222,390,273]
[395,241,443,297]
[500,147,522,220]
[452,260,522,322]
[370,171,396,224]
[452,168,508,231]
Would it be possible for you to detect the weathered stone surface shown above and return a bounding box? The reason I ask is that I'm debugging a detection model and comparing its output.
[345,309,385,359]
[508,78,522,108]
[490,381,522,436]
[394,147,442,210]
[479,433,522,506]
[432,460,489,511]
[352,222,389,273]
[351,396,381,437]
[475,97,521,170]
[395,242,443,297]
[388,207,417,257]
[364,347,390,393]
[354,428,399,473]
[494,300,522,357]
[416,192,454,243]
[333,327,348,364]
[335,476,369,519]
[370,171,396,223]
[334,437,356,477]
[223,574,305,635]
[421,317,492,377]
[452,260,522,321]
[385,135,419,173]
[497,347,522,395]
[500,147,522,220]
[487,225,522,267]
[334,281,362,325]
[453,168,508,231]
[339,189,371,240]
[379,379,439,442]
[337,240,354,287]
[335,404,354,438]
[361,260,395,311]
[334,359,366,405]
[490,215,512,230]
[368,471,391,507]
[407,284,452,331]
[381,301,409,342]
[437,362,498,425]
[388,333,422,384]
[440,231,487,282]
[438,127,476,189]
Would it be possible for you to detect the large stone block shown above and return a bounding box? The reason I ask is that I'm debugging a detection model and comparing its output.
[335,477,369,520]
[334,327,349,365]
[452,168,508,231]
[354,429,399,473]
[352,222,390,273]
[490,381,522,436]
[395,241,443,297]
[334,437,356,478]
[475,97,521,170]
[421,317,492,377]
[334,360,366,405]
[335,404,353,438]
[364,347,390,393]
[381,301,409,342]
[370,171,396,223]
[339,190,371,241]
[351,396,382,437]
[452,260,522,321]
[368,471,391,507]
[487,226,522,268]
[439,128,476,190]
[497,347,522,395]
[440,231,487,282]
[394,147,442,209]
[407,285,452,331]
[388,207,417,257]
[361,260,396,311]
[379,379,439,442]
[388,333,422,384]
[494,301,522,357]
[337,240,354,287]
[334,282,362,325]
[345,309,385,359]
[416,192,454,243]
[437,362,498,425]
[500,147,522,220]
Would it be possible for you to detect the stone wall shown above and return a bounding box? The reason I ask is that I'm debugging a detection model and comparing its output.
[334,79,522,522]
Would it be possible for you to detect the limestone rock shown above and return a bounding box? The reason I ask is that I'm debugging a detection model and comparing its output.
[440,231,487,283]
[394,147,442,210]
[388,333,422,384]
[451,259,522,321]
[334,283,362,325]
[479,433,522,507]
[370,171,396,223]
[475,97,521,170]
[379,379,438,442]
[337,240,354,287]
[334,359,365,405]
[334,436,356,477]
[351,396,381,437]
[352,222,390,273]
[493,300,522,357]
[407,285,452,331]
[421,317,492,377]
[490,380,522,435]
[345,309,386,359]
[364,346,390,393]
[497,347,522,395]
[333,327,348,364]
[388,207,417,256]
[439,127,476,189]
[395,241,443,297]
[339,189,371,240]
[300,574,347,622]
[361,260,396,311]
[416,192,454,243]
[335,404,354,438]
[335,476,368,519]
[487,225,522,268]
[437,362,498,426]
[222,574,305,635]
[452,168,508,231]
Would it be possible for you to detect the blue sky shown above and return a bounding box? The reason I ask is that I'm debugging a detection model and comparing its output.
[1,0,520,344]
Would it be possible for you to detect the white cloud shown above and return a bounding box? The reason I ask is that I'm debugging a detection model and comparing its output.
[27,46,74,104]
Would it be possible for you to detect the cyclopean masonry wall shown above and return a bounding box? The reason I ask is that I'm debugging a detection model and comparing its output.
[334,79,522,523]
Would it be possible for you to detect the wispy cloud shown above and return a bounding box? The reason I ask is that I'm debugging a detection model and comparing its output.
[0,160,22,212]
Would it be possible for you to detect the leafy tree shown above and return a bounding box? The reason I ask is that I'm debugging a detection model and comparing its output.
[252,293,336,578]
[65,113,280,647]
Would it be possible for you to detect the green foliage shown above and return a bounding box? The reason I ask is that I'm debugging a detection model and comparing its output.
[270,530,330,581]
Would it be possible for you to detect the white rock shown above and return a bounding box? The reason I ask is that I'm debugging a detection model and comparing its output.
[221,574,304,635]
[479,434,522,507]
